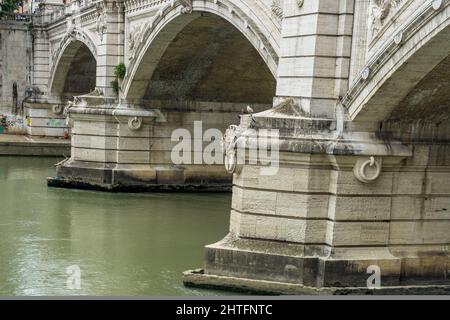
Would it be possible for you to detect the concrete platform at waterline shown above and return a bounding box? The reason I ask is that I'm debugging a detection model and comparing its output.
[0,134,70,157]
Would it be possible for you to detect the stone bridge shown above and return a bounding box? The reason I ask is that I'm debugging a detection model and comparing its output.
[23,0,450,293]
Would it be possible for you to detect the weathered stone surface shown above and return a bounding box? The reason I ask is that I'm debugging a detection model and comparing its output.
[0,21,30,114]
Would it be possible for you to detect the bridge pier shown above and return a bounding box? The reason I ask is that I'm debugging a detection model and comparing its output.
[184,107,450,293]
[48,95,272,191]
[183,0,450,293]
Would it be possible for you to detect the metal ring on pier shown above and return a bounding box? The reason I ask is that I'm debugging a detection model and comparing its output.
[52,104,64,115]
[128,116,143,131]
[354,156,382,184]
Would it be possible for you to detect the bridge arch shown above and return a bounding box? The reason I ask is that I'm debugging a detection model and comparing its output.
[49,30,98,99]
[123,0,279,102]
[343,2,450,129]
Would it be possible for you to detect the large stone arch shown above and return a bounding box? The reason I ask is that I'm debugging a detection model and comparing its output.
[123,0,279,102]
[48,29,98,98]
[343,1,450,128]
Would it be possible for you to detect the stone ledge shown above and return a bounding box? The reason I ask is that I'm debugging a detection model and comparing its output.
[50,160,232,192]
[182,269,450,296]
[0,134,70,157]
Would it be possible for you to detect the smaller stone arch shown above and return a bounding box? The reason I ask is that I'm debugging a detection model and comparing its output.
[48,29,98,98]
[122,0,279,102]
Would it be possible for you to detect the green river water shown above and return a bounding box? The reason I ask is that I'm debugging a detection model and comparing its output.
[0,157,232,296]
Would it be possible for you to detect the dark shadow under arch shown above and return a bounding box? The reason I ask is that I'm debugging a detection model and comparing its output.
[50,40,97,99]
[143,14,276,104]
[381,52,450,143]
[126,12,276,106]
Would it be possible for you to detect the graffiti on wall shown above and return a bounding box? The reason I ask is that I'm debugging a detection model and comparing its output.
[0,114,25,134]
[46,118,66,128]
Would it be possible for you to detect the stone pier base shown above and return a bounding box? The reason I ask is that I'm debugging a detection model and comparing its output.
[184,234,450,294]
[47,161,231,192]
[185,110,450,295]
[183,270,450,295]
[48,96,267,191]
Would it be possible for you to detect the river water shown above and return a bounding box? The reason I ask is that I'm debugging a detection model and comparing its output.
[0,157,232,296]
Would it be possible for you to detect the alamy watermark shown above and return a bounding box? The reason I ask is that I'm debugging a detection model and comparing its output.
[66,265,81,290]
[170,121,280,176]
[367,265,381,289]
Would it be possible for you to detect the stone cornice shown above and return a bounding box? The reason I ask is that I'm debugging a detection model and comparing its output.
[238,114,412,158]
